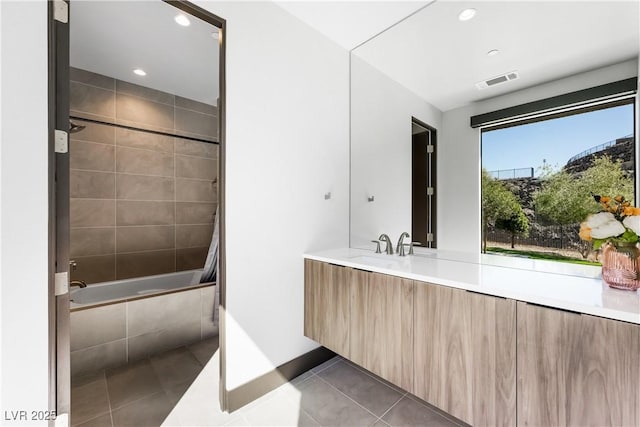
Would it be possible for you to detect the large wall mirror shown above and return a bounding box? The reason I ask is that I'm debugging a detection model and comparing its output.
[350,0,639,272]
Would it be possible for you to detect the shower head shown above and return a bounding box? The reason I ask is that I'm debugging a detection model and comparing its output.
[69,120,86,134]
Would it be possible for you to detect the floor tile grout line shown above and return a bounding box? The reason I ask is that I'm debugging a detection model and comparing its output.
[314,373,382,420]
[375,392,407,425]
[102,369,115,427]
[340,359,407,395]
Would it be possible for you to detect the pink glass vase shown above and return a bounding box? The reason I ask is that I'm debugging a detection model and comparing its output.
[600,242,640,291]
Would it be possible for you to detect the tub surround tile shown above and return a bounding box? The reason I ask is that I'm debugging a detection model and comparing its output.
[175,95,218,116]
[71,304,126,351]
[116,225,174,253]
[116,80,174,106]
[70,120,115,146]
[70,82,116,118]
[175,155,217,180]
[175,202,216,225]
[176,178,217,202]
[70,228,115,257]
[70,67,115,91]
[71,339,127,378]
[176,247,209,271]
[116,174,175,201]
[127,320,202,361]
[175,107,218,140]
[71,255,116,285]
[187,336,219,366]
[201,286,217,338]
[116,127,173,153]
[71,140,116,172]
[70,171,115,199]
[70,372,110,426]
[115,249,176,280]
[116,146,174,177]
[116,201,174,226]
[174,138,218,159]
[115,93,174,131]
[70,199,116,228]
[106,359,164,410]
[176,224,214,249]
[128,289,201,337]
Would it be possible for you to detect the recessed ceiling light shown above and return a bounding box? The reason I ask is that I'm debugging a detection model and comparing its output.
[174,14,191,26]
[458,8,476,21]
[133,68,146,76]
[487,49,500,56]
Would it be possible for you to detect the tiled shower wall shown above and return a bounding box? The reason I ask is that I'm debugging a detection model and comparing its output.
[69,68,218,284]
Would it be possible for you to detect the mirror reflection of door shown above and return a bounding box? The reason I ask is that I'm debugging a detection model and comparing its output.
[412,119,437,248]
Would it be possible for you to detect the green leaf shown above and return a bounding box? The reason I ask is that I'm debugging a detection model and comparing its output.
[593,239,606,250]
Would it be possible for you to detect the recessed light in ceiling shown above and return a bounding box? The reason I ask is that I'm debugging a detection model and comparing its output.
[174,14,191,26]
[458,8,477,21]
[487,49,500,56]
[133,68,146,76]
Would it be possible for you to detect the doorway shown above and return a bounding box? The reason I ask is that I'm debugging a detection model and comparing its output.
[50,1,227,422]
[411,118,437,248]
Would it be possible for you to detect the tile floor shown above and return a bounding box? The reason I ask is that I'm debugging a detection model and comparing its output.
[71,337,464,427]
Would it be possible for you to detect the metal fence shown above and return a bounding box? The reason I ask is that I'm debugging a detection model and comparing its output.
[488,167,534,180]
[567,134,634,164]
[487,226,582,251]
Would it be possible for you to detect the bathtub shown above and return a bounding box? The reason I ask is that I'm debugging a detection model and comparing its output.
[69,269,217,377]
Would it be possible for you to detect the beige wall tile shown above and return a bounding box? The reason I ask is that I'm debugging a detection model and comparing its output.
[176,225,213,249]
[176,179,217,202]
[116,201,174,226]
[116,146,173,177]
[70,254,116,285]
[116,250,176,280]
[70,228,115,257]
[70,81,115,118]
[70,199,115,228]
[116,127,173,153]
[127,320,201,362]
[116,80,174,105]
[176,247,209,271]
[70,304,126,351]
[71,339,127,377]
[71,170,115,199]
[175,155,217,180]
[71,120,115,145]
[116,93,174,131]
[175,96,217,115]
[71,140,115,172]
[175,107,217,139]
[70,67,115,90]
[127,289,201,337]
[116,225,174,253]
[175,202,216,224]
[174,138,217,159]
[116,174,174,201]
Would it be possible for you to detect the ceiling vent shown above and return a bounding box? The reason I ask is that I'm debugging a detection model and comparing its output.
[475,71,519,90]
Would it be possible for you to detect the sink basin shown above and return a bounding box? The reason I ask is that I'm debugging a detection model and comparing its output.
[348,255,405,268]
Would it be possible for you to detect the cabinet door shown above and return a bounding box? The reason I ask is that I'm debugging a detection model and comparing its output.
[517,302,640,427]
[349,270,414,390]
[471,293,516,427]
[303,259,350,357]
[414,283,473,424]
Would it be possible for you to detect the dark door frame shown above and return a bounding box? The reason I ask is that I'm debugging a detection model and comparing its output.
[411,117,437,248]
[49,0,229,416]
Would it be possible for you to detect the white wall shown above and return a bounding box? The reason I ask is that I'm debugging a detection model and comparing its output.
[0,1,51,424]
[438,59,639,253]
[350,55,442,249]
[196,1,350,390]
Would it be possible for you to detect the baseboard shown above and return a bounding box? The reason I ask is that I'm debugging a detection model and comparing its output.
[226,346,335,412]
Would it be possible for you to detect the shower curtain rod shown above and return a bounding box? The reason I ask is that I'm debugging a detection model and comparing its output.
[69,115,219,145]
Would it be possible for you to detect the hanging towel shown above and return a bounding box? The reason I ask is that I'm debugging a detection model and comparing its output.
[201,205,219,283]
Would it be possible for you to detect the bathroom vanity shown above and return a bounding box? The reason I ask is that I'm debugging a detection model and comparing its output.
[303,248,640,427]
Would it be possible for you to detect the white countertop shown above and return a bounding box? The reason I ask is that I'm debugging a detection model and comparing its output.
[304,247,640,324]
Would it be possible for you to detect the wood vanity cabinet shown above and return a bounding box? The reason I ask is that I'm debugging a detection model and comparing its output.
[303,259,350,357]
[349,270,414,391]
[413,283,516,426]
[516,301,640,427]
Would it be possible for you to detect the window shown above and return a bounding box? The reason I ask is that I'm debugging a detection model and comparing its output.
[480,98,635,264]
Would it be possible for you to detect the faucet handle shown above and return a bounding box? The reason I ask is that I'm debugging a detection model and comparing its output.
[409,241,422,255]
[371,240,382,254]
[69,259,77,271]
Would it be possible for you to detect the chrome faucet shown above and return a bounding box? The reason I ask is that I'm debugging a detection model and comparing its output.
[70,280,87,289]
[396,232,410,255]
[378,234,394,255]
